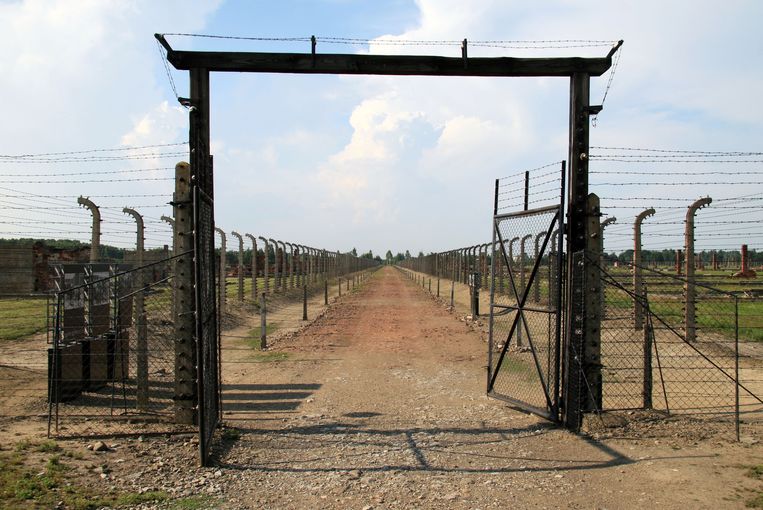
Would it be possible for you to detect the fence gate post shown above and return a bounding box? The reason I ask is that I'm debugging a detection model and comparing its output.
[172,162,195,424]
[563,72,601,430]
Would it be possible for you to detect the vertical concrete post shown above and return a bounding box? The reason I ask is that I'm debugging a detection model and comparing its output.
[77,196,101,263]
[584,194,603,411]
[675,249,683,275]
[259,292,267,349]
[161,215,176,320]
[258,237,270,293]
[286,243,295,289]
[171,162,195,424]
[278,241,288,290]
[245,234,258,299]
[509,237,519,284]
[633,208,655,330]
[123,207,148,409]
[599,217,616,316]
[533,231,545,302]
[268,238,280,290]
[231,231,244,302]
[215,228,227,316]
[685,197,712,342]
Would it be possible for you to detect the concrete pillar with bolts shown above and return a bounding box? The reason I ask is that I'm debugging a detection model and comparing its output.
[171,162,195,424]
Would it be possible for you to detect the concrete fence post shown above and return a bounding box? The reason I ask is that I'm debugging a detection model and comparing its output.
[633,208,655,331]
[123,207,148,410]
[245,234,258,299]
[231,231,244,303]
[533,232,545,302]
[171,162,195,424]
[77,196,101,263]
[685,196,712,342]
[268,238,280,290]
[258,237,270,294]
[215,228,227,316]
[259,292,267,349]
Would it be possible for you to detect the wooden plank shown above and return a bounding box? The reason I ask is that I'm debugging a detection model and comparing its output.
[167,50,611,77]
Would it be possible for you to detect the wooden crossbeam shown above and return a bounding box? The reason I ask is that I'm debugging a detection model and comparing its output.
[163,47,612,77]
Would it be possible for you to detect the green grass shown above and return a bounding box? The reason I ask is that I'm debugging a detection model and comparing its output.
[747,492,763,509]
[747,464,763,480]
[0,297,47,341]
[246,325,278,349]
[169,496,217,510]
[250,351,290,362]
[0,442,175,510]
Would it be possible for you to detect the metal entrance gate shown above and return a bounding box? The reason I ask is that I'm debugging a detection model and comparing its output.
[193,185,220,465]
[487,204,565,421]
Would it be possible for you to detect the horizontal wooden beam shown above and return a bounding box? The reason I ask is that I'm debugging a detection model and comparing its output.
[166,50,612,77]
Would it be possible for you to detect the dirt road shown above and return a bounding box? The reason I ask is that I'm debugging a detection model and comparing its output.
[0,266,761,509]
[213,266,763,509]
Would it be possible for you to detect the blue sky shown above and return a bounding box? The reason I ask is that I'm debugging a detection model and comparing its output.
[1,0,762,256]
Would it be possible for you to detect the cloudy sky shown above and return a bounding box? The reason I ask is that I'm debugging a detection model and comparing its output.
[1,0,761,256]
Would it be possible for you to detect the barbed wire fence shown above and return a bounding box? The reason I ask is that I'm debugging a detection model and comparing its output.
[399,153,763,438]
[0,148,380,440]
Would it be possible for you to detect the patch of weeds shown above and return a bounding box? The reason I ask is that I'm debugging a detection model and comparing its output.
[747,492,763,509]
[246,324,278,349]
[250,351,289,362]
[747,464,763,480]
[221,428,240,441]
[115,490,170,506]
[35,440,61,453]
[170,495,217,509]
[13,439,32,452]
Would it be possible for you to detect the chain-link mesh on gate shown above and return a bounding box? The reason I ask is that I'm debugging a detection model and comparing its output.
[488,205,564,421]
[194,186,220,466]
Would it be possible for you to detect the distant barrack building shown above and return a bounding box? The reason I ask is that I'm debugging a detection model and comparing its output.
[0,240,169,293]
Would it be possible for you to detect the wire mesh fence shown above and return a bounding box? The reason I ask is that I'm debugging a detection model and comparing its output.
[597,262,763,432]
[46,259,192,438]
